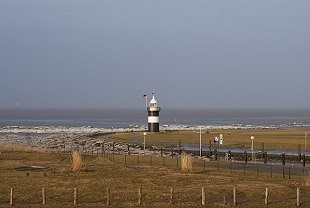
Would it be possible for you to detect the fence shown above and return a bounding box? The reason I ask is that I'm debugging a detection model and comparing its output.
[3,186,308,207]
[2,151,310,207]
[100,151,310,179]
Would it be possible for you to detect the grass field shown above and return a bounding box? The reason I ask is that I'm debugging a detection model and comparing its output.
[1,147,310,207]
[109,128,310,150]
[1,129,310,207]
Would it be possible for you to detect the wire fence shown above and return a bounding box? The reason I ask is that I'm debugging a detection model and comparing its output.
[2,184,310,207]
[100,151,310,179]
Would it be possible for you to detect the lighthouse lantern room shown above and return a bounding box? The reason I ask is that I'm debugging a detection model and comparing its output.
[147,93,161,132]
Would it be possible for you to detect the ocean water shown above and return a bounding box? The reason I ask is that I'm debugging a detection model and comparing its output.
[0,108,310,128]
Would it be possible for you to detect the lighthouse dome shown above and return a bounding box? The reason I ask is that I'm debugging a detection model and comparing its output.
[149,95,158,107]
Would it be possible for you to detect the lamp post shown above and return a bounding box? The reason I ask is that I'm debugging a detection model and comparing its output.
[305,131,307,152]
[143,132,147,155]
[251,136,255,163]
[199,126,202,157]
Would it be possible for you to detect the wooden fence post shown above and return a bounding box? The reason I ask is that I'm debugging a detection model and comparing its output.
[170,187,174,204]
[10,187,14,206]
[73,188,78,206]
[107,187,111,206]
[265,187,268,205]
[42,188,46,205]
[233,187,236,206]
[201,187,206,205]
[138,187,142,205]
[297,187,300,207]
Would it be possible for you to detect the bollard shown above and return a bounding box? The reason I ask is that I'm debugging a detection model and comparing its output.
[282,152,285,166]
[303,154,306,167]
[282,166,285,179]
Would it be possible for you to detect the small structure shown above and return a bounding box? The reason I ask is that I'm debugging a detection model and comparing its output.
[147,93,161,132]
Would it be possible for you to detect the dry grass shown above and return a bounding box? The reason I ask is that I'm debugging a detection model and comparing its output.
[110,128,310,150]
[181,152,192,172]
[70,150,82,173]
[0,145,38,152]
[0,151,308,207]
[304,171,310,186]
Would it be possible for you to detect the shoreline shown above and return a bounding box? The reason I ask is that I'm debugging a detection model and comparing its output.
[1,123,308,135]
[0,125,309,154]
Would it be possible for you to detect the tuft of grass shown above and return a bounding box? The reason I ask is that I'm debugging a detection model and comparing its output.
[304,171,310,186]
[181,152,192,172]
[70,150,82,173]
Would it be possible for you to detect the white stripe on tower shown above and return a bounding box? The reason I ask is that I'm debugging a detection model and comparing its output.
[148,116,159,123]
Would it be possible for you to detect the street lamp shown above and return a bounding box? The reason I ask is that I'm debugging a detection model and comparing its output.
[199,126,202,157]
[305,131,307,152]
[143,132,147,155]
[251,136,255,163]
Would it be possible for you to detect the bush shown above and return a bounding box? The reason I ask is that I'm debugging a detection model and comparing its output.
[71,150,82,173]
[181,152,192,172]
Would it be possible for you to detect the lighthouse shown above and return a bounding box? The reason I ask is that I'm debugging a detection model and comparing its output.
[147,93,161,132]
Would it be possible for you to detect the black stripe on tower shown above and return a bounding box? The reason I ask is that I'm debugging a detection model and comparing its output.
[148,111,159,116]
[148,123,159,132]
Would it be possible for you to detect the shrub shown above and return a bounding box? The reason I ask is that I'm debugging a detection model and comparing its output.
[71,150,82,173]
[181,152,192,172]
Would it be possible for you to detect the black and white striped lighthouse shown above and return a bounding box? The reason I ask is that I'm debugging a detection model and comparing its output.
[147,93,161,132]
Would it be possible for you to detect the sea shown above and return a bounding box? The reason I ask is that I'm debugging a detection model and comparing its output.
[1,108,310,129]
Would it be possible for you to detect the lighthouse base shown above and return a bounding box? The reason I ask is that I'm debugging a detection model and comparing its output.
[148,123,159,132]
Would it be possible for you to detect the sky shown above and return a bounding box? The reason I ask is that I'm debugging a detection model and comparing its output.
[0,0,309,109]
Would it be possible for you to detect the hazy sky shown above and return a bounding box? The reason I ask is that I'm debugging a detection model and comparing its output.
[0,0,309,109]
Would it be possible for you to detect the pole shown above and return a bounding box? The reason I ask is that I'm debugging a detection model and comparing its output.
[199,126,202,157]
[143,132,146,156]
[305,131,307,151]
[251,136,254,163]
[145,95,148,110]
